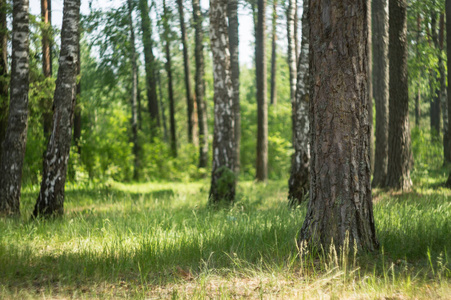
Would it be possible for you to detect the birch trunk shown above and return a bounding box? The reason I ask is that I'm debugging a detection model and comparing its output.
[193,0,208,168]
[209,0,235,203]
[0,0,30,216]
[372,0,389,187]
[299,0,378,252]
[288,0,309,206]
[33,0,80,217]
[386,0,412,190]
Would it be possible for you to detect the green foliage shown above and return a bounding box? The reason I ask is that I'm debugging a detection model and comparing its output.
[215,166,236,197]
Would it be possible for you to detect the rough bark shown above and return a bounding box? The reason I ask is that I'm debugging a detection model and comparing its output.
[270,0,277,106]
[299,0,378,252]
[209,0,235,203]
[41,0,53,139]
[367,0,374,171]
[288,0,309,207]
[385,0,412,190]
[0,0,8,158]
[33,0,80,217]
[256,0,268,182]
[177,0,194,144]
[228,0,240,174]
[163,0,177,157]
[371,0,389,187]
[139,0,160,133]
[287,0,297,109]
[294,0,298,63]
[0,0,30,216]
[193,0,208,168]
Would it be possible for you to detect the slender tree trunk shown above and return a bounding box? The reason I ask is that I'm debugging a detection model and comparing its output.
[270,0,277,106]
[415,14,421,127]
[287,0,296,109]
[73,43,81,155]
[33,0,80,217]
[256,0,268,182]
[126,0,140,180]
[139,0,160,134]
[0,0,29,216]
[438,13,450,164]
[193,0,208,168]
[176,0,194,144]
[430,11,441,137]
[288,0,309,207]
[156,69,168,142]
[368,0,374,171]
[300,0,378,252]
[209,0,235,203]
[445,0,451,185]
[294,0,298,63]
[385,0,412,190]
[372,0,389,187]
[228,0,240,175]
[41,0,53,139]
[0,0,8,158]
[163,0,177,157]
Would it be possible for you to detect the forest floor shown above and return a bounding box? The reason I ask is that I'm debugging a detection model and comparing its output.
[1,166,451,298]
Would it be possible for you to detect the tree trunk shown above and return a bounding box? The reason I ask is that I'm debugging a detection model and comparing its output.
[287,0,297,110]
[73,43,81,155]
[367,0,374,171]
[294,0,298,63]
[139,0,160,134]
[445,0,451,186]
[156,68,169,142]
[209,0,235,203]
[41,0,53,139]
[163,0,177,157]
[33,0,80,217]
[256,0,268,182]
[438,13,450,164]
[288,0,309,207]
[415,14,421,127]
[270,0,277,106]
[0,0,29,217]
[430,11,441,137]
[228,0,241,175]
[385,0,412,190]
[299,0,378,252]
[371,0,389,187]
[0,0,8,159]
[176,0,195,144]
[193,0,208,168]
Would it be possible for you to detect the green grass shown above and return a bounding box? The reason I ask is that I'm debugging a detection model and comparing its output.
[1,172,451,298]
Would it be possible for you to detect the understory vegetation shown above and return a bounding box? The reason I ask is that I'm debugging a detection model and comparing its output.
[1,129,450,299]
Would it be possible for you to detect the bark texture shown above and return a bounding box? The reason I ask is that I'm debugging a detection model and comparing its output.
[41,0,53,139]
[287,0,297,109]
[371,0,389,187]
[163,0,177,157]
[288,0,309,206]
[209,0,235,203]
[438,13,449,164]
[33,0,80,217]
[228,0,240,174]
[0,0,30,216]
[139,0,160,132]
[386,0,412,190]
[193,0,208,168]
[270,0,277,106]
[0,0,8,157]
[256,0,268,182]
[299,0,379,252]
[177,0,194,144]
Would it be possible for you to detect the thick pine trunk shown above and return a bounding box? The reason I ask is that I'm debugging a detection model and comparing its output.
[126,0,140,181]
[0,0,30,216]
[163,0,177,158]
[228,0,240,174]
[256,0,268,182]
[0,0,8,158]
[299,0,378,252]
[209,0,235,203]
[372,0,389,187]
[288,0,309,206]
[193,0,208,168]
[176,0,195,144]
[41,0,53,139]
[385,0,412,190]
[139,0,160,133]
[270,0,277,106]
[33,0,80,217]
